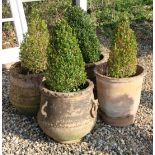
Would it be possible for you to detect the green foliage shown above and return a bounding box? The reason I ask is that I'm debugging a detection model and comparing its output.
[23,2,41,18]
[22,0,71,28]
[107,16,137,78]
[2,0,13,31]
[45,19,86,92]
[65,6,101,63]
[87,0,153,37]
[20,9,49,74]
[2,0,11,18]
[2,22,13,32]
[38,0,71,27]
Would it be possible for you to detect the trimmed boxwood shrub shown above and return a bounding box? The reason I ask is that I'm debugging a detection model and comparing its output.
[45,19,86,92]
[65,6,100,63]
[20,9,49,74]
[107,16,137,78]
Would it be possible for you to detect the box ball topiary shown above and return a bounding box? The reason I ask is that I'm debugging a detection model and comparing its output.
[65,6,101,63]
[45,19,87,92]
[107,15,137,78]
[20,8,49,74]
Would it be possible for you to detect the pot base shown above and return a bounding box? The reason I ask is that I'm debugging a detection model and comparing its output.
[13,104,39,116]
[55,139,81,144]
[99,110,135,127]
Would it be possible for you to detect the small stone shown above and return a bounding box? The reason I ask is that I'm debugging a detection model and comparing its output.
[121,139,125,145]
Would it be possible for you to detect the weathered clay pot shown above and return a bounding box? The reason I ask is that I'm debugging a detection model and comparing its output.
[85,53,107,84]
[95,63,145,127]
[9,62,43,116]
[85,52,108,98]
[37,79,98,144]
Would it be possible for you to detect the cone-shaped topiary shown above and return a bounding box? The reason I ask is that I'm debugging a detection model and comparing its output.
[45,19,87,92]
[65,6,100,63]
[107,16,137,78]
[20,8,49,74]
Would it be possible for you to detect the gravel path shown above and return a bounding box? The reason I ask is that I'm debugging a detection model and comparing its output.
[2,28,152,154]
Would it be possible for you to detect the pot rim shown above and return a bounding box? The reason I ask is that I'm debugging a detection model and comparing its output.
[10,62,43,79]
[40,79,94,97]
[95,64,145,83]
[85,52,108,68]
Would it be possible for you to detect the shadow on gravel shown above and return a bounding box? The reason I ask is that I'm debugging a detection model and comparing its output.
[3,105,51,142]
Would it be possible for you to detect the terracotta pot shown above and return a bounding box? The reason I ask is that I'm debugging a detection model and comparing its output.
[85,52,108,98]
[9,62,43,116]
[85,53,108,84]
[37,79,98,144]
[95,64,145,127]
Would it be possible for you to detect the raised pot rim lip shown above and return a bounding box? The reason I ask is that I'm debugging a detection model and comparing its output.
[94,64,145,83]
[40,79,94,97]
[85,52,108,68]
[10,62,43,79]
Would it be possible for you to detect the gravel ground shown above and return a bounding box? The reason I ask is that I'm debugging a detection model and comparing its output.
[2,26,153,154]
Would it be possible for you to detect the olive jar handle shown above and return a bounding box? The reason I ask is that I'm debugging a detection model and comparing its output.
[90,99,98,118]
[41,101,48,118]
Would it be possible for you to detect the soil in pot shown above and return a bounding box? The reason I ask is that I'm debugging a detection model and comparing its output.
[9,62,43,116]
[95,63,145,127]
[37,79,98,144]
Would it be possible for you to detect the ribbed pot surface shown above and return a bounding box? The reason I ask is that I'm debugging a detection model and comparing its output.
[37,79,98,143]
[9,62,43,116]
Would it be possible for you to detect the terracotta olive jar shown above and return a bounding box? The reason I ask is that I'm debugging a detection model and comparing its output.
[95,64,145,127]
[37,19,98,143]
[37,79,98,143]
[85,52,109,99]
[9,62,43,115]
